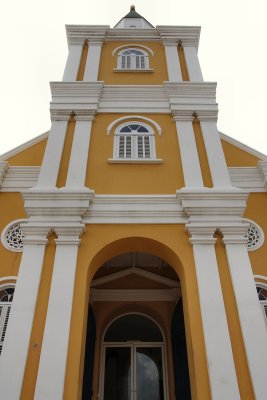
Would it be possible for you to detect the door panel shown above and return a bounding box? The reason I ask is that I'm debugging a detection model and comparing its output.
[135,347,164,400]
[103,347,132,400]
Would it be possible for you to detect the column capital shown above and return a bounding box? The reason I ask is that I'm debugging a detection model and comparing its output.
[193,110,218,121]
[220,224,249,245]
[20,223,50,246]
[54,224,84,245]
[172,110,194,122]
[50,110,72,121]
[74,110,95,121]
[0,161,9,186]
[186,223,217,245]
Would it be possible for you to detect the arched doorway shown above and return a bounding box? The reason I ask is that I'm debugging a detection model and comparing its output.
[82,251,191,399]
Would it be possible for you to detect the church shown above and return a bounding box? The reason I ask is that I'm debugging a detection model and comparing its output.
[0,6,266,400]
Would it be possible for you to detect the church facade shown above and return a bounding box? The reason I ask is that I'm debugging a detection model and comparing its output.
[0,7,266,400]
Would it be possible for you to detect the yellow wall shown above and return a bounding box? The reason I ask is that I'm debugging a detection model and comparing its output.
[221,139,260,167]
[86,113,184,193]
[0,193,26,278]
[6,138,47,166]
[244,193,267,277]
[98,41,168,84]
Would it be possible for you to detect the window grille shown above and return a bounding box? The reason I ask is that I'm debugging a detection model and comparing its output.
[0,287,14,356]
[114,122,156,160]
[118,48,149,70]
[256,286,267,325]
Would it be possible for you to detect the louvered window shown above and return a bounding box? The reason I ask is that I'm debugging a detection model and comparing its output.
[256,286,267,325]
[118,48,149,70]
[0,287,14,356]
[114,122,156,160]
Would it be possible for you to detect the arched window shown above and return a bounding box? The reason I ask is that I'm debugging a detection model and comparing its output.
[0,285,15,355]
[256,285,267,324]
[118,48,149,70]
[113,121,156,160]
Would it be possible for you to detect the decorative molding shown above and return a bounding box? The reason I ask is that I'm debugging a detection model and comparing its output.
[112,44,154,56]
[257,161,267,190]
[229,167,266,192]
[84,194,186,224]
[254,275,267,282]
[90,288,181,302]
[0,166,40,192]
[91,267,180,288]
[243,218,264,251]
[1,219,27,252]
[107,158,163,164]
[107,116,162,136]
[156,26,201,48]
[0,277,17,284]
[65,25,109,46]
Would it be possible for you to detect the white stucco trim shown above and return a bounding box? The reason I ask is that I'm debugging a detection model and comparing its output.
[183,46,203,82]
[83,42,102,81]
[163,43,183,82]
[112,44,154,56]
[0,277,17,284]
[254,275,267,282]
[107,115,162,136]
[62,44,83,81]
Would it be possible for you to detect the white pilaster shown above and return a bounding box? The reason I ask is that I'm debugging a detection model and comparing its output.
[62,44,83,81]
[0,226,48,400]
[0,161,8,186]
[173,113,203,188]
[183,46,203,82]
[222,228,267,400]
[163,43,183,82]
[37,116,69,188]
[190,230,240,400]
[66,114,94,188]
[199,117,232,187]
[34,227,83,400]
[83,41,103,81]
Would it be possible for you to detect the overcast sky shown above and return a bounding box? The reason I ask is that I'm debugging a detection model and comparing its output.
[1,0,267,156]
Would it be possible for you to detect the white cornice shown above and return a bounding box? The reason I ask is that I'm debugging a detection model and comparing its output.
[0,162,8,185]
[156,26,201,48]
[65,25,109,46]
[84,194,186,224]
[229,167,266,192]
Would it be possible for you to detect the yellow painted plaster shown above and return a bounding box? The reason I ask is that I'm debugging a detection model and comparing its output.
[221,139,260,167]
[0,193,26,278]
[98,41,168,84]
[77,42,89,81]
[244,193,267,277]
[6,138,47,166]
[20,234,56,400]
[56,118,76,188]
[193,120,213,187]
[215,234,255,399]
[64,224,210,400]
[86,113,184,194]
[178,46,189,81]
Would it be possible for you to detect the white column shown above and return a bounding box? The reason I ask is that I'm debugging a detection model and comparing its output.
[222,230,267,400]
[190,230,240,399]
[173,115,203,187]
[65,115,94,188]
[83,41,102,81]
[62,44,83,81]
[183,46,203,82]
[0,227,48,400]
[37,117,69,188]
[34,227,83,400]
[163,43,182,82]
[200,119,232,187]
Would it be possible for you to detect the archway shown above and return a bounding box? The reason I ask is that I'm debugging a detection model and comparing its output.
[82,249,191,400]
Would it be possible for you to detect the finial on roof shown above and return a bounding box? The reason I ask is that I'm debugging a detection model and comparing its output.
[130,5,135,11]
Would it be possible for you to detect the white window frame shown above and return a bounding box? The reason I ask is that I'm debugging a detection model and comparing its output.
[117,48,149,70]
[0,284,15,356]
[113,121,156,161]
[256,283,267,325]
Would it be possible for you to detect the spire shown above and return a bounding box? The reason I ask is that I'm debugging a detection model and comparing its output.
[114,6,154,29]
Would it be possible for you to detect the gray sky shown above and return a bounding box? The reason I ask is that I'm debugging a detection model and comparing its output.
[1,0,267,156]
